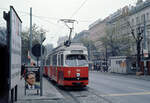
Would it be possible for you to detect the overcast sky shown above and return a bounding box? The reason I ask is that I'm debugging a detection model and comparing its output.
[0,0,137,47]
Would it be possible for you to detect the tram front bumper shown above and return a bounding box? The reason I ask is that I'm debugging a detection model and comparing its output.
[63,79,88,86]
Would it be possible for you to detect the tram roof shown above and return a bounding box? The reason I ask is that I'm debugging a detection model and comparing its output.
[48,42,87,55]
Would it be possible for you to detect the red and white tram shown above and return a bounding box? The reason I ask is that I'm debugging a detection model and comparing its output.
[44,43,88,86]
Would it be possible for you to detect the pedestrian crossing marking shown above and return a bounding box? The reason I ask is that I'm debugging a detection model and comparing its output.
[100,91,150,97]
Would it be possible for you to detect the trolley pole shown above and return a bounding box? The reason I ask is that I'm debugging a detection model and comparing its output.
[59,19,77,47]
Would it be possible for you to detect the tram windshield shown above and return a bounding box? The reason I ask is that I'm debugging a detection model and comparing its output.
[65,54,88,67]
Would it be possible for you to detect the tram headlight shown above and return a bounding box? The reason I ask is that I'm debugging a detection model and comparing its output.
[76,73,80,77]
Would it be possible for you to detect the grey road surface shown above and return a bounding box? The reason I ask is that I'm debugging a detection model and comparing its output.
[89,72,150,103]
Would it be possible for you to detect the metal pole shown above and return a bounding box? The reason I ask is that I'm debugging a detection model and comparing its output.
[143,15,146,49]
[40,34,43,96]
[68,28,73,42]
[29,8,32,64]
[106,45,108,71]
[89,41,92,70]
[37,58,39,66]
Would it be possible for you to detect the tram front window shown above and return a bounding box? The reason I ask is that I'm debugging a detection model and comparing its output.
[65,54,88,67]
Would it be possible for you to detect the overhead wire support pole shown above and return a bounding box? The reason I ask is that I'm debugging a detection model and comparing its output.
[40,33,45,96]
[29,7,32,65]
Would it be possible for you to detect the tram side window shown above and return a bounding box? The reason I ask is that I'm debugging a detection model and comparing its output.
[49,56,52,65]
[58,55,61,66]
[61,54,64,66]
[46,56,50,65]
[52,54,57,66]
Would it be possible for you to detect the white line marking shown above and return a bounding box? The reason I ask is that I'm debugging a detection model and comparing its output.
[100,92,150,97]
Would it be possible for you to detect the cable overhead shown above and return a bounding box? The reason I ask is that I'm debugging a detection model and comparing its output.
[71,0,88,18]
[0,7,91,23]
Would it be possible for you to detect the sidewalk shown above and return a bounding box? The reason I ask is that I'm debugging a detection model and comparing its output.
[91,71,150,81]
[16,77,64,103]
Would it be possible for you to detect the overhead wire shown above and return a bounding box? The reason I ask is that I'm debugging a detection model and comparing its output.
[70,0,88,18]
[0,7,92,36]
[69,0,89,36]
[0,7,92,23]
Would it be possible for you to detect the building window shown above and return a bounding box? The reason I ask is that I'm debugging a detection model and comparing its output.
[116,60,122,64]
[132,18,134,26]
[147,31,150,52]
[136,16,139,25]
[146,13,149,21]
[141,14,145,24]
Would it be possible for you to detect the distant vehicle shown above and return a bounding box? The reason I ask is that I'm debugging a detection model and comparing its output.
[44,42,89,87]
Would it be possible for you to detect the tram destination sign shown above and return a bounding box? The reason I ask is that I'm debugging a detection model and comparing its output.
[9,6,22,89]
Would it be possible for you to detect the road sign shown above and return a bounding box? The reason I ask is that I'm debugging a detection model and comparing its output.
[31,44,45,58]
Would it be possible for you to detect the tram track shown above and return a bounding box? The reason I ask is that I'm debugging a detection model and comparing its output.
[59,88,81,103]
[48,78,112,103]
[87,88,113,103]
[49,79,81,103]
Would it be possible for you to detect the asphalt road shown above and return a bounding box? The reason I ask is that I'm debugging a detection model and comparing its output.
[89,71,150,103]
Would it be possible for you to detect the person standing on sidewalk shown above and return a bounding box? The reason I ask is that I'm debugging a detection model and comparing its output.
[20,64,26,80]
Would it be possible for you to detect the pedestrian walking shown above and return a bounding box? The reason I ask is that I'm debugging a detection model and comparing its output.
[20,64,27,80]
